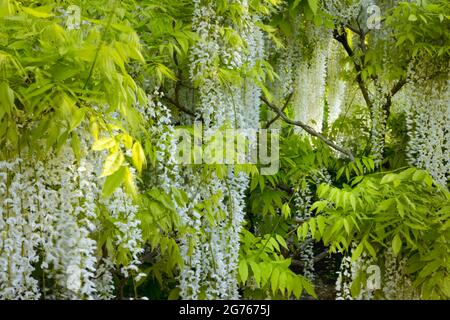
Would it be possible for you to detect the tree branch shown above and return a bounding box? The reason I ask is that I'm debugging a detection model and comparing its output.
[333,27,373,110]
[382,77,407,121]
[292,250,329,268]
[265,92,293,129]
[161,95,196,117]
[261,97,355,161]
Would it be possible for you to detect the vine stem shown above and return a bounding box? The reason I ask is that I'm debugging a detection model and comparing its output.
[261,97,355,161]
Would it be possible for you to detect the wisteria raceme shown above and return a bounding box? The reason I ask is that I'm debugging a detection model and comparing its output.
[336,243,375,300]
[327,41,348,127]
[293,24,331,133]
[321,0,362,25]
[0,130,143,299]
[383,249,420,300]
[370,91,388,166]
[404,62,449,186]
[172,0,265,299]
[335,253,353,300]
[293,185,315,282]
[272,12,301,107]
[144,90,207,298]
[93,258,115,300]
[0,159,41,299]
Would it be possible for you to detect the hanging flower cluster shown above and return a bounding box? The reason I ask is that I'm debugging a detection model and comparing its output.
[272,12,302,106]
[0,158,41,299]
[294,169,333,283]
[382,249,420,300]
[0,131,143,299]
[404,60,449,187]
[162,0,266,299]
[335,252,353,300]
[321,0,362,25]
[369,90,389,165]
[326,41,348,127]
[293,185,315,281]
[292,24,332,133]
[335,243,375,300]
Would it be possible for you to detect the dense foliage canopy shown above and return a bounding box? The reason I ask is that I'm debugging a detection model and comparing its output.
[0,0,449,300]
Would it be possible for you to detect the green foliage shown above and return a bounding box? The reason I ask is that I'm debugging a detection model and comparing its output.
[303,167,450,299]
[1,0,448,301]
[239,229,316,299]
[387,0,450,59]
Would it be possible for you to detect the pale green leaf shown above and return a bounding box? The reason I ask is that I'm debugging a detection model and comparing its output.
[101,150,124,177]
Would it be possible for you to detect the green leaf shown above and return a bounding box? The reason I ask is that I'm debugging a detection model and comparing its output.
[275,234,288,250]
[101,150,124,177]
[439,278,450,297]
[408,14,417,21]
[123,166,138,197]
[260,263,273,286]
[281,203,291,218]
[343,218,350,235]
[69,108,86,132]
[239,259,248,284]
[364,240,377,258]
[22,6,53,18]
[292,0,302,10]
[293,278,303,299]
[316,216,325,236]
[102,166,126,198]
[381,173,397,184]
[418,260,441,278]
[396,199,405,218]
[132,141,146,174]
[278,271,287,295]
[376,198,395,213]
[92,137,116,151]
[0,82,15,116]
[351,242,364,261]
[350,273,362,297]
[350,194,357,211]
[412,170,428,183]
[270,268,280,295]
[168,288,181,300]
[392,234,402,256]
[301,277,317,298]
[71,134,81,162]
[249,261,261,286]
[307,0,318,14]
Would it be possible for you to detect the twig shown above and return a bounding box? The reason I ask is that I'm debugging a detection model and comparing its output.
[292,250,329,268]
[261,97,355,161]
[265,92,293,129]
[382,78,407,119]
[161,95,196,117]
[333,27,373,110]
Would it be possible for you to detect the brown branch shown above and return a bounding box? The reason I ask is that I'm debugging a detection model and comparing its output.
[161,95,196,117]
[293,216,308,224]
[345,24,362,36]
[334,26,407,118]
[333,28,373,110]
[382,77,407,121]
[265,92,294,129]
[292,250,329,268]
[390,78,407,97]
[261,97,355,161]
